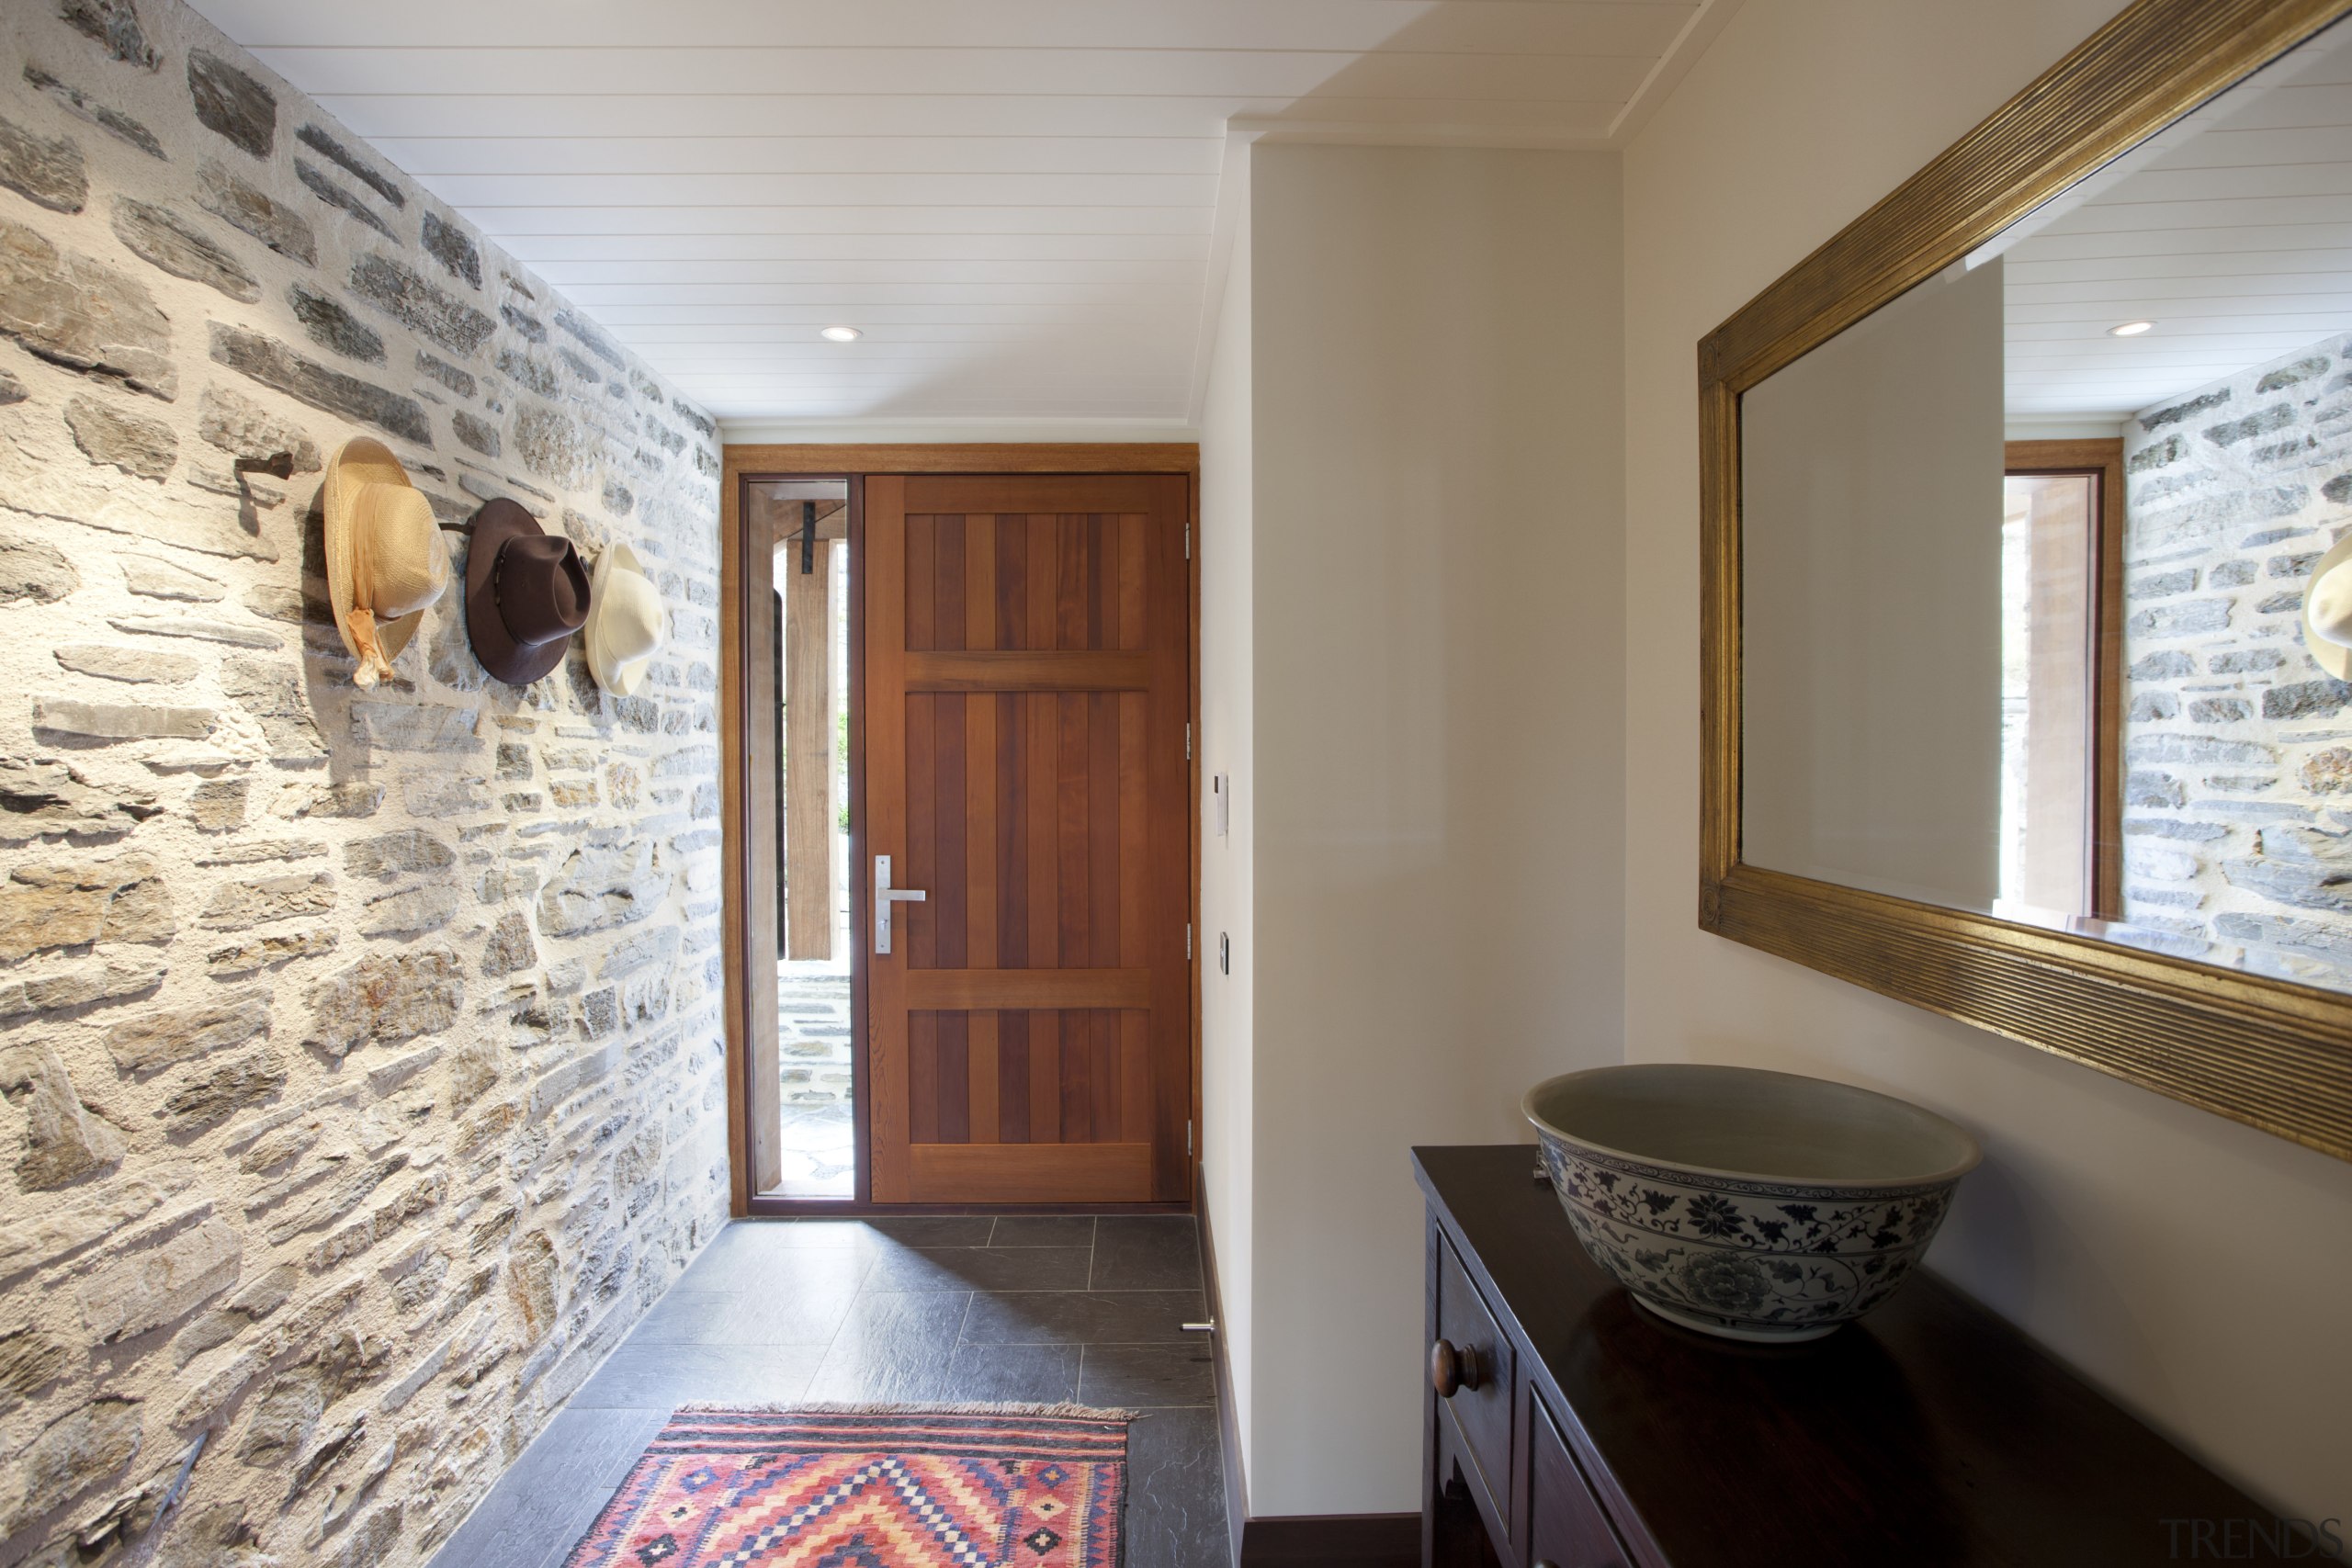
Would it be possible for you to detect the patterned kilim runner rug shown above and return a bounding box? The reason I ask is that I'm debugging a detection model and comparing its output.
[560,1404,1133,1567]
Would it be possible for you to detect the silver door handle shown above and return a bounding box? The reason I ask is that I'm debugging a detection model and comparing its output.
[874,854,926,954]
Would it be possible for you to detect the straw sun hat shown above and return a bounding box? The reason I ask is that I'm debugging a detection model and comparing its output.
[323,438,451,687]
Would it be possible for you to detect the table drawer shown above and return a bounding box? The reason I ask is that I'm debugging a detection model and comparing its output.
[1529,1391,1629,1568]
[1435,1231,1516,1538]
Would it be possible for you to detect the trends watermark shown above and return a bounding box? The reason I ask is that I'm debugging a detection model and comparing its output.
[2162,1517,2345,1561]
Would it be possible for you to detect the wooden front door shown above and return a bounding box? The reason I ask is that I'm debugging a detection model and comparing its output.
[865,473,1193,1203]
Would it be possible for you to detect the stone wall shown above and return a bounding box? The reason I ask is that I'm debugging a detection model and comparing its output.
[0,2,728,1564]
[2120,333,2352,989]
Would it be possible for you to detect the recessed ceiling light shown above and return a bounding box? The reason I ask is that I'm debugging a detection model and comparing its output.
[2109,320,2155,337]
[820,325,862,343]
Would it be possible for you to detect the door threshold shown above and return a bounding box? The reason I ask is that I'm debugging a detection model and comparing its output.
[743,1196,1193,1218]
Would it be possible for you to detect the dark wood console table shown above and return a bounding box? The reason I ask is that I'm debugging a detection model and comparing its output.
[1416,1145,2298,1567]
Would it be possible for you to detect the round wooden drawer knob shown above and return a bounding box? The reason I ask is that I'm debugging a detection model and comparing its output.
[1430,1337,1485,1398]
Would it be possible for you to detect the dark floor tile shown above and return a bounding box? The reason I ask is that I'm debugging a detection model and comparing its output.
[1124,1405,1231,1568]
[675,1235,874,1308]
[1080,1343,1216,1407]
[1091,1216,1202,1291]
[803,1290,974,1403]
[961,1289,1206,1346]
[865,1244,1092,1292]
[941,1340,1082,1404]
[570,1341,825,1409]
[863,1215,996,1247]
[989,1214,1098,1248]
[428,1405,665,1568]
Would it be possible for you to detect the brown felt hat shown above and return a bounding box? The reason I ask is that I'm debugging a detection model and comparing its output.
[465,499,590,685]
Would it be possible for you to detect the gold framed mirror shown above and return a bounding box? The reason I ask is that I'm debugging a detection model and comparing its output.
[1701,0,2352,1162]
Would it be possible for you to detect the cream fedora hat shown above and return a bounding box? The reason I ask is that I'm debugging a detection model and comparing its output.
[324,437,450,688]
[584,542,662,694]
[2303,530,2352,681]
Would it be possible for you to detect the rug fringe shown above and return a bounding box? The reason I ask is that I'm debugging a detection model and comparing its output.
[673,1399,1142,1421]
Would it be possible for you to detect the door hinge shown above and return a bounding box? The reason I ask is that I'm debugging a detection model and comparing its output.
[1185,924,1193,961]
[1187,1120,1194,1157]
[1183,522,1191,560]
[1185,723,1192,761]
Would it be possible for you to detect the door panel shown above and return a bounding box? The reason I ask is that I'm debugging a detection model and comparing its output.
[866,474,1191,1203]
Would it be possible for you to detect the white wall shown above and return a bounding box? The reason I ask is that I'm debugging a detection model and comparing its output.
[1237,142,1626,1515]
[1197,166,1258,1483]
[1623,0,2352,1520]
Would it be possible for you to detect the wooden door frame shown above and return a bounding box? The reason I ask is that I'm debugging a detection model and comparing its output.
[720,444,1203,1217]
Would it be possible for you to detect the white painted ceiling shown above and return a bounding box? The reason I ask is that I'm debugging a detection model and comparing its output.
[2002,20,2352,421]
[188,0,1730,428]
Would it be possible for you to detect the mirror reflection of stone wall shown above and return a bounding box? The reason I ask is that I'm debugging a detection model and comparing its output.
[2121,336,2352,987]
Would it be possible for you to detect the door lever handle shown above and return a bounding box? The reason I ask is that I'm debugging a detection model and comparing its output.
[874,854,926,954]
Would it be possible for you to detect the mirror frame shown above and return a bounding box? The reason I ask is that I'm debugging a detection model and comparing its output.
[1700,0,2352,1163]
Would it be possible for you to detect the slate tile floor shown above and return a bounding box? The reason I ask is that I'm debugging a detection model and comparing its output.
[429,1214,1227,1568]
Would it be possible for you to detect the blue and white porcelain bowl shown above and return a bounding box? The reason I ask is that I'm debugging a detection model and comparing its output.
[1525,1065,1981,1343]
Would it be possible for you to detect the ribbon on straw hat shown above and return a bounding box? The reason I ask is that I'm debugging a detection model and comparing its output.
[585,542,663,694]
[324,438,451,688]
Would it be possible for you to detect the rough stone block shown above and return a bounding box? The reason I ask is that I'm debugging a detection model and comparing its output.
[0,1045,126,1188]
[290,283,386,364]
[30,698,215,745]
[200,871,334,931]
[0,216,175,398]
[187,49,275,158]
[296,122,403,209]
[293,159,395,241]
[60,0,160,69]
[0,538,79,605]
[110,197,258,303]
[480,909,537,977]
[1,1395,143,1539]
[0,854,170,960]
[80,1216,242,1343]
[349,254,495,355]
[205,927,337,977]
[0,756,161,840]
[107,990,272,1072]
[0,951,165,1018]
[66,394,176,480]
[275,781,382,820]
[196,161,314,265]
[209,323,430,446]
[159,1049,288,1131]
[344,829,457,878]
[0,113,87,213]
[359,883,458,936]
[351,698,481,753]
[303,949,464,1056]
[21,65,164,160]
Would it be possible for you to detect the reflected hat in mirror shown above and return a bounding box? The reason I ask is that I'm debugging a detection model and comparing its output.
[584,542,662,695]
[323,437,452,689]
[465,499,591,685]
[2304,532,2352,681]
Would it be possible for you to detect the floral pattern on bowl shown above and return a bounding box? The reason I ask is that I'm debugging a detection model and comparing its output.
[1536,1139,1962,1341]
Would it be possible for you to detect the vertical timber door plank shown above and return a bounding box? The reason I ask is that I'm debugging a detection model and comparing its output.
[865,477,911,1201]
[784,538,836,960]
[967,534,1001,1142]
